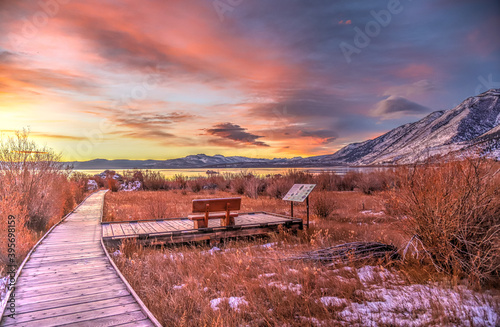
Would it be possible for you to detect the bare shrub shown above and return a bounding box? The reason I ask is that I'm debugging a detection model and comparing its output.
[266,176,294,199]
[336,171,359,191]
[145,192,170,219]
[229,175,246,195]
[387,158,500,284]
[315,172,341,191]
[312,192,336,218]
[0,130,88,270]
[172,174,188,190]
[0,130,67,231]
[356,171,392,195]
[187,179,203,193]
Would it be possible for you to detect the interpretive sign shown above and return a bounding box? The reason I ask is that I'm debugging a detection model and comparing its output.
[283,184,316,202]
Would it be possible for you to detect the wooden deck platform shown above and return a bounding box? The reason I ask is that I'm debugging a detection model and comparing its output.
[0,191,161,327]
[102,212,303,244]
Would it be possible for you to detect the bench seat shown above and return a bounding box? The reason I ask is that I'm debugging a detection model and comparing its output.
[188,212,239,220]
[188,197,241,228]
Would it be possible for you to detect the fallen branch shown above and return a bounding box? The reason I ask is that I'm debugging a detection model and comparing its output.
[286,242,399,264]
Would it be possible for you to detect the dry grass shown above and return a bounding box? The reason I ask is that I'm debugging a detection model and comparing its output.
[111,237,499,326]
[104,160,500,326]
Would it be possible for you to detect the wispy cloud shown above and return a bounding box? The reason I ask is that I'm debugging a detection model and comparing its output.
[371,96,431,120]
[206,123,269,147]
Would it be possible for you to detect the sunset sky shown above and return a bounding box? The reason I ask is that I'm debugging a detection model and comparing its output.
[1,0,499,161]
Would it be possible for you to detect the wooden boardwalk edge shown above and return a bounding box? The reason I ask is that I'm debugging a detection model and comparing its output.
[0,190,98,321]
[98,192,163,327]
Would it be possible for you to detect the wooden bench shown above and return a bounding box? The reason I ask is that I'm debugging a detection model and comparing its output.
[188,197,241,229]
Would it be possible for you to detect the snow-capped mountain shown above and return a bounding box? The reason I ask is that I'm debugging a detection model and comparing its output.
[306,88,500,165]
[68,89,499,169]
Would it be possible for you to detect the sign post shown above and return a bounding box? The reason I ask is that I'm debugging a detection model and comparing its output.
[283,184,316,229]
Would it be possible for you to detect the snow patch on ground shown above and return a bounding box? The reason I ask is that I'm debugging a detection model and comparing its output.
[268,282,302,295]
[210,297,249,312]
[121,180,142,191]
[258,273,277,278]
[338,283,498,326]
[112,250,122,256]
[320,296,348,307]
[360,210,384,216]
[252,242,277,249]
[357,265,399,284]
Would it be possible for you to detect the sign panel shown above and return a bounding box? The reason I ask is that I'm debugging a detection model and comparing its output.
[283,184,316,202]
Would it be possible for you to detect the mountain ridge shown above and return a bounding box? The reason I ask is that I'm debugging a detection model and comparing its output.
[67,89,500,169]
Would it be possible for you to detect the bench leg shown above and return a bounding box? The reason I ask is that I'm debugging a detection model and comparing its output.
[221,216,235,227]
[194,220,207,229]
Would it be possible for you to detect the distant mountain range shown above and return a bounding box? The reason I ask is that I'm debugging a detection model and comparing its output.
[68,89,500,170]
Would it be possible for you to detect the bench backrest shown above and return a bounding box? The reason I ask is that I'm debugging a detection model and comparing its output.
[192,197,241,213]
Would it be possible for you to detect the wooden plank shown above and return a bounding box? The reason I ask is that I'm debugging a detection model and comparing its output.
[109,319,154,327]
[30,249,103,259]
[2,305,144,327]
[19,262,111,277]
[7,291,130,316]
[15,273,119,294]
[192,197,241,212]
[22,256,107,269]
[140,222,160,233]
[111,224,126,237]
[6,297,137,324]
[25,253,104,266]
[15,285,129,305]
[129,223,148,234]
[102,224,113,237]
[15,270,117,288]
[14,276,123,298]
[149,221,169,233]
[136,222,157,234]
[120,223,136,236]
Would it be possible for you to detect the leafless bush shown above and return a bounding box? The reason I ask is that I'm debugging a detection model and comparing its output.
[145,192,170,219]
[229,175,246,195]
[265,176,294,199]
[243,176,265,199]
[187,179,203,193]
[336,171,360,191]
[0,130,89,270]
[356,171,392,195]
[312,192,336,218]
[0,130,68,231]
[315,172,341,191]
[387,158,500,284]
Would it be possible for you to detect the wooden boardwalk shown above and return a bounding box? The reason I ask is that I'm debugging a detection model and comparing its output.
[1,191,160,327]
[102,212,303,244]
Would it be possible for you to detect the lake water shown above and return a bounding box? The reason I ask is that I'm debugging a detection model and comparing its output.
[76,166,387,178]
